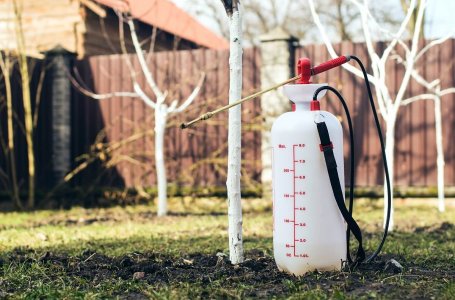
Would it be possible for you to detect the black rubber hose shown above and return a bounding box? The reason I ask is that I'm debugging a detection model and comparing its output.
[312,86,356,263]
[349,55,392,262]
[312,55,392,263]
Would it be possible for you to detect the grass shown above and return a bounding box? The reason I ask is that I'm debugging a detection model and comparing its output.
[0,197,454,299]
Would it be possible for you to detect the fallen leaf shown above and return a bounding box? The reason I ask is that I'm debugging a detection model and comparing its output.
[133,272,145,280]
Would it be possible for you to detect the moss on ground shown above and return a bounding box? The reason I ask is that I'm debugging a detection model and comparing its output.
[0,198,454,299]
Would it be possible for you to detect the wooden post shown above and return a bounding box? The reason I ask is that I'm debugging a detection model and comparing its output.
[43,45,75,186]
[259,27,297,198]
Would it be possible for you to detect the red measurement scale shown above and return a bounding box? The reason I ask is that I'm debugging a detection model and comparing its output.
[275,143,310,259]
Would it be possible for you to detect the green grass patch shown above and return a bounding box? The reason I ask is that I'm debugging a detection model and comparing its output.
[0,198,454,299]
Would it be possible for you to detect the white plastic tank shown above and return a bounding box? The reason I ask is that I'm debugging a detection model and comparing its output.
[271,83,347,276]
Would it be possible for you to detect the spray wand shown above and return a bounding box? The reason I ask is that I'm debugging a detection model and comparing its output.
[180,56,350,129]
[180,75,300,129]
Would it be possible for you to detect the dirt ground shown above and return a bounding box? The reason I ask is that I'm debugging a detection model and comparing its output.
[2,224,454,299]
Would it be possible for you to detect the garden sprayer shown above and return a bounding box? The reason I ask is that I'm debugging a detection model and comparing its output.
[181,56,392,276]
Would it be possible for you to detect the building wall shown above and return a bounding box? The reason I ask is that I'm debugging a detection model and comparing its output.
[0,0,82,57]
[81,8,197,57]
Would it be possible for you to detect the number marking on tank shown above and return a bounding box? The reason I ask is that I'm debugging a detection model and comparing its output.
[292,144,308,258]
[277,143,309,259]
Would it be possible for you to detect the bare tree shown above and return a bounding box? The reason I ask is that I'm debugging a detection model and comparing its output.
[72,9,205,216]
[308,0,455,229]
[220,0,244,264]
[0,0,49,209]
[397,56,455,213]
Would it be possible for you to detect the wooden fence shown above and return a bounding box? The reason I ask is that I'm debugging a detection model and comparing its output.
[0,39,454,194]
[296,40,455,187]
[70,48,261,189]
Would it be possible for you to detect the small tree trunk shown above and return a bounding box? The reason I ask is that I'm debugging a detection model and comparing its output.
[384,117,396,231]
[13,0,35,209]
[155,104,168,216]
[226,2,244,264]
[434,95,445,212]
[0,54,22,209]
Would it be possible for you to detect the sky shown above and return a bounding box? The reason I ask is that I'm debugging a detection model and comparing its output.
[424,0,455,38]
[173,0,455,40]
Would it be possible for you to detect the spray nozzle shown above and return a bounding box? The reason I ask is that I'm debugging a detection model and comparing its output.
[296,55,351,84]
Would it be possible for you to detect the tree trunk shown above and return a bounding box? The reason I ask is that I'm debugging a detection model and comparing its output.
[384,115,396,231]
[155,104,168,217]
[0,54,22,209]
[13,0,35,209]
[434,96,445,212]
[227,2,244,264]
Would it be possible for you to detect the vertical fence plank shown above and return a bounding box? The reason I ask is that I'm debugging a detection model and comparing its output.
[441,40,454,185]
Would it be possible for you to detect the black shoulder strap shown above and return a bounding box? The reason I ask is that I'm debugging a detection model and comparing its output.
[316,121,365,264]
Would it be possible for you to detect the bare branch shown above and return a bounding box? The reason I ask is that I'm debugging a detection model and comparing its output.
[33,62,47,127]
[308,0,390,118]
[401,93,436,105]
[415,30,455,62]
[441,87,455,97]
[400,88,455,106]
[117,13,137,79]
[133,82,157,109]
[127,18,164,100]
[307,0,377,85]
[0,167,9,184]
[350,0,392,115]
[170,72,206,114]
[349,0,380,63]
[381,3,416,66]
[393,0,426,109]
[379,0,416,61]
[70,73,139,99]
[354,0,415,50]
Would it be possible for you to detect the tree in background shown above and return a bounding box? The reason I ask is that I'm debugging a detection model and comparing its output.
[0,0,39,209]
[0,52,21,209]
[13,0,35,209]
[71,6,205,217]
[186,0,399,44]
[308,0,455,229]
[400,0,425,39]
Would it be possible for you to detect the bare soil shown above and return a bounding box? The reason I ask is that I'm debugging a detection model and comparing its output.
[2,232,454,299]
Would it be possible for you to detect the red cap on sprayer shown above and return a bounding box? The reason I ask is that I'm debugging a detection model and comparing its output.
[292,58,312,111]
[296,58,312,84]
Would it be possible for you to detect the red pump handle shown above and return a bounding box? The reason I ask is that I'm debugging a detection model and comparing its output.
[296,55,351,84]
[312,55,351,76]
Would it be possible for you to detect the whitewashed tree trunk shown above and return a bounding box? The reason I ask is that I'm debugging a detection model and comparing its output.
[384,116,396,231]
[434,95,445,212]
[226,2,244,264]
[155,103,168,216]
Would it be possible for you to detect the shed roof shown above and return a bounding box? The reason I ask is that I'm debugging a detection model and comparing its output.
[94,0,228,50]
